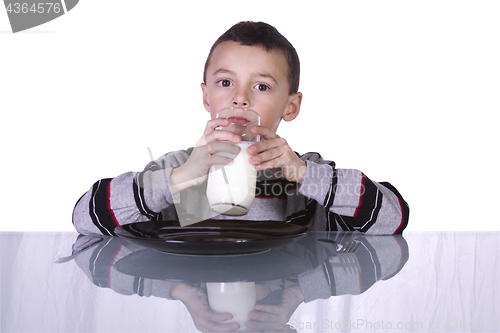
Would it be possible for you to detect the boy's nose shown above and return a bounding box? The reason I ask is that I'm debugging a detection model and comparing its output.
[232,89,250,108]
[232,100,249,107]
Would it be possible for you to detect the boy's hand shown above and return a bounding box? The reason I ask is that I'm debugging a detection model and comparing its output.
[169,118,241,195]
[248,126,307,183]
[246,284,304,332]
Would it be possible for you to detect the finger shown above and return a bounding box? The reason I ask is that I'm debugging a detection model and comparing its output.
[204,129,241,145]
[254,157,283,171]
[251,125,279,140]
[209,155,234,167]
[249,147,283,165]
[248,136,287,156]
[207,141,242,156]
[249,309,283,323]
[208,311,233,323]
[191,146,233,169]
[204,118,230,135]
[247,139,275,156]
[254,304,282,315]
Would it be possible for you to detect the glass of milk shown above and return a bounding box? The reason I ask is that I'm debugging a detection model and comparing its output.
[206,282,257,331]
[206,107,260,216]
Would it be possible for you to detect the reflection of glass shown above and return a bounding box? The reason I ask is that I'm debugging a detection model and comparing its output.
[206,107,260,216]
[206,282,256,331]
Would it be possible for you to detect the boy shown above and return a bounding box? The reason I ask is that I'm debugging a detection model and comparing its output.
[73,21,409,235]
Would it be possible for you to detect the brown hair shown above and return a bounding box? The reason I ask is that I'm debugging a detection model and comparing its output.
[203,21,300,95]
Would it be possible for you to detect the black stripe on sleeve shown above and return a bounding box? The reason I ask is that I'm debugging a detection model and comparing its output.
[286,199,317,226]
[323,166,337,208]
[358,189,383,233]
[88,179,117,236]
[328,213,339,231]
[324,167,338,231]
[323,260,337,296]
[133,277,145,296]
[353,175,383,232]
[72,191,87,227]
[74,191,87,210]
[356,240,381,292]
[334,213,355,231]
[88,238,121,288]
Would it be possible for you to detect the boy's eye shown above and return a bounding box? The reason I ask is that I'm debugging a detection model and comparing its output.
[256,83,270,91]
[218,79,232,87]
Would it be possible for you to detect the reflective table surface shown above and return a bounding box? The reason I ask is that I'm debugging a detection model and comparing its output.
[1,231,499,332]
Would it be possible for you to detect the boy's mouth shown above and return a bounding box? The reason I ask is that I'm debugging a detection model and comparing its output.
[228,116,250,125]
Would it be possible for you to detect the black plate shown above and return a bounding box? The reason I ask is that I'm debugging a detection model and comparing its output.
[114,220,307,255]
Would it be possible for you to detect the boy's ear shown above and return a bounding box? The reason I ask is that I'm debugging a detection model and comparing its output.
[201,82,210,112]
[282,92,303,122]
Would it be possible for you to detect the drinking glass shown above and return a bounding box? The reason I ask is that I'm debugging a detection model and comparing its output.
[206,107,260,216]
[206,282,257,330]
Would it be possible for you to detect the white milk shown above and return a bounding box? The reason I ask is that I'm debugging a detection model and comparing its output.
[206,282,257,330]
[206,141,257,216]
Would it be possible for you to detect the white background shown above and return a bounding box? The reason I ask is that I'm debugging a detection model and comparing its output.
[1,1,498,232]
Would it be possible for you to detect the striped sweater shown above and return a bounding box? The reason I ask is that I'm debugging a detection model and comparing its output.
[72,149,409,235]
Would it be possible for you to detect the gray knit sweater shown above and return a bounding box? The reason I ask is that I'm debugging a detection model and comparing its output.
[72,149,408,235]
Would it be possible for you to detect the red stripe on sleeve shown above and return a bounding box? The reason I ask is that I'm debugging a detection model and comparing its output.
[353,173,365,217]
[393,196,405,234]
[107,181,120,226]
[107,244,122,287]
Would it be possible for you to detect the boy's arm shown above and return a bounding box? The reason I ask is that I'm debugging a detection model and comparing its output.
[297,234,409,302]
[72,156,180,235]
[72,118,242,235]
[299,153,409,234]
[246,127,409,234]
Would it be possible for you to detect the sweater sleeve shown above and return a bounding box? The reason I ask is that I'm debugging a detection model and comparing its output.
[72,151,189,235]
[298,234,409,302]
[298,153,409,235]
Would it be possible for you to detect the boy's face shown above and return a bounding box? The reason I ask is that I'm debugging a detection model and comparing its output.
[202,41,302,133]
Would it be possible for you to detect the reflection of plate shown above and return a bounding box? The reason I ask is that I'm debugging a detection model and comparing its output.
[114,248,308,282]
[114,220,307,255]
